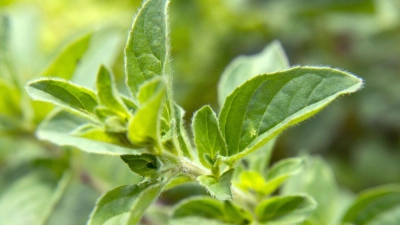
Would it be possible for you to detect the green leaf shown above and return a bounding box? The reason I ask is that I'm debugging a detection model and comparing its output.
[26,78,99,121]
[193,105,227,168]
[255,195,317,224]
[197,169,234,200]
[218,66,363,163]
[282,156,340,225]
[120,154,159,177]
[71,123,130,147]
[88,181,164,225]
[173,104,193,159]
[0,170,71,225]
[127,79,166,152]
[37,110,138,155]
[218,41,289,106]
[125,0,170,96]
[342,185,400,225]
[42,33,91,80]
[96,65,130,118]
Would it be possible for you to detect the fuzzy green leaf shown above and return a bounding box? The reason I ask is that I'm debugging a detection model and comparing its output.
[197,169,234,200]
[37,110,137,155]
[342,185,400,225]
[88,181,164,225]
[96,65,130,118]
[120,154,159,177]
[125,0,170,96]
[255,195,317,224]
[193,105,227,168]
[26,78,98,121]
[218,41,289,106]
[42,33,91,80]
[219,66,363,163]
[174,104,193,159]
[127,79,166,151]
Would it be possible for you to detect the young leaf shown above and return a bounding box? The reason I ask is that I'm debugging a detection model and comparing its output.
[120,154,159,177]
[193,105,227,168]
[26,78,98,121]
[173,104,193,159]
[37,110,138,155]
[197,169,235,200]
[87,181,164,225]
[96,65,130,118]
[172,197,226,221]
[219,66,363,163]
[341,185,400,225]
[218,41,289,105]
[72,123,130,147]
[127,79,166,152]
[125,0,170,96]
[255,195,317,224]
[42,33,91,80]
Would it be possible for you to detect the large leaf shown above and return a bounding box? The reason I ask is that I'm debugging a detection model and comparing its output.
[42,33,91,80]
[193,105,227,168]
[37,110,138,155]
[125,0,170,96]
[218,66,363,163]
[255,195,317,224]
[197,169,235,200]
[127,79,166,152]
[341,185,400,225]
[26,78,99,121]
[218,41,289,105]
[87,181,164,225]
[96,65,130,118]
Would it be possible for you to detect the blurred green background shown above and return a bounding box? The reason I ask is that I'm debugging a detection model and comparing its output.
[1,0,399,223]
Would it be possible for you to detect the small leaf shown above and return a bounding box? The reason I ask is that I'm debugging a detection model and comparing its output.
[37,110,138,155]
[96,65,129,118]
[72,123,130,147]
[127,79,166,151]
[218,40,290,105]
[193,105,227,168]
[342,185,400,225]
[42,33,91,80]
[125,0,170,96]
[26,78,98,121]
[120,154,159,177]
[197,169,235,200]
[173,104,193,159]
[88,181,164,225]
[255,195,317,224]
[235,170,267,195]
[219,66,363,163]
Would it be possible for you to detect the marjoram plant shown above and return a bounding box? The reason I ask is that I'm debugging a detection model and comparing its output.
[22,0,400,224]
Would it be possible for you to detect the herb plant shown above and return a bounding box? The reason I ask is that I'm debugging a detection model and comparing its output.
[6,0,396,224]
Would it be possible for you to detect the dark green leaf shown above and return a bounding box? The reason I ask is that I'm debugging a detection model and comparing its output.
[219,66,363,163]
[193,105,227,167]
[121,154,159,177]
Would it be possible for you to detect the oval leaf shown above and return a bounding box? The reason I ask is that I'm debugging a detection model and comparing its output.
[120,154,159,177]
[193,105,227,168]
[219,66,363,163]
[88,181,164,225]
[255,195,317,224]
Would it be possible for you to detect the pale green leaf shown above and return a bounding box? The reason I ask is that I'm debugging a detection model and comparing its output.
[173,104,193,159]
[96,65,130,118]
[127,79,166,152]
[88,181,164,225]
[193,105,227,168]
[120,154,159,177]
[218,41,289,106]
[125,0,170,96]
[42,33,91,80]
[255,195,317,224]
[72,123,130,147]
[37,110,138,155]
[282,156,340,225]
[197,169,234,200]
[342,185,400,225]
[26,78,99,121]
[219,66,363,163]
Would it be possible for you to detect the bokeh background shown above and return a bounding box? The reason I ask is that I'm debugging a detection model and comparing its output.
[1,0,399,223]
